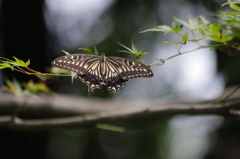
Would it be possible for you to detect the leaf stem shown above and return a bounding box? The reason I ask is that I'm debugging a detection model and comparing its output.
[149,44,228,67]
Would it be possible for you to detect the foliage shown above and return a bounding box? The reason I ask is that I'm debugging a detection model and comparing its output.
[117,41,149,63]
[141,1,240,58]
[0,57,55,96]
[78,47,99,56]
[0,56,30,70]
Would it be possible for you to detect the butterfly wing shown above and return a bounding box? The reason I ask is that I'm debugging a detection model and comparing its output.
[52,53,154,96]
[51,54,103,96]
[104,57,153,93]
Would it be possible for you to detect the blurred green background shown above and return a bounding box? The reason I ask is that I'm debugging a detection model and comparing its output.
[0,0,240,159]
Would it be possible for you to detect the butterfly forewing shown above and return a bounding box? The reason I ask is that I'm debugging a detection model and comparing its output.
[51,54,100,75]
[51,54,104,96]
[106,57,153,79]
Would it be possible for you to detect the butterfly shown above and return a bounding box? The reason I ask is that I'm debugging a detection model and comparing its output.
[51,51,153,96]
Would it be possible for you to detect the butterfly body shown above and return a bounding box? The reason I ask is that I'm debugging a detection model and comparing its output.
[51,52,153,96]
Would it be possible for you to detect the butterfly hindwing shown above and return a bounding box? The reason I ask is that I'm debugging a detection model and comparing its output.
[79,73,102,96]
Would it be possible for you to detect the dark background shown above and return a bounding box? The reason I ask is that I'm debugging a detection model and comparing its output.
[0,0,240,159]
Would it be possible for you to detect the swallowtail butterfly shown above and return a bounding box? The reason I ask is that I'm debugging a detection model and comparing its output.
[51,51,153,96]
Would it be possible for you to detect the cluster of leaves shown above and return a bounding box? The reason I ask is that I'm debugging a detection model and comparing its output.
[0,57,53,96]
[0,56,30,70]
[140,0,240,56]
[117,41,148,62]
[79,41,147,63]
[2,78,51,97]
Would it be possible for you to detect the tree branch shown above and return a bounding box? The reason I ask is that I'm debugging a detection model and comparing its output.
[0,86,240,131]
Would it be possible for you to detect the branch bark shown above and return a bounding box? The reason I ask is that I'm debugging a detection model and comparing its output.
[0,86,239,131]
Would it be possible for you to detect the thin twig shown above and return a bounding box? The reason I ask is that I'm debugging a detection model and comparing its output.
[149,44,228,67]
[230,45,240,50]
[215,85,240,104]
[177,41,184,53]
[191,30,202,47]
[12,67,71,77]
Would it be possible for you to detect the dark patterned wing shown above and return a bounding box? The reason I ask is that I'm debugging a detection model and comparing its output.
[51,54,103,96]
[51,54,99,75]
[104,56,153,93]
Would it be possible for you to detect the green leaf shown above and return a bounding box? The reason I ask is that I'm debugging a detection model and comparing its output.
[93,47,99,55]
[197,29,206,37]
[230,3,240,11]
[3,78,24,96]
[188,16,199,29]
[169,25,183,33]
[25,59,30,67]
[218,11,240,24]
[13,56,28,67]
[117,42,149,61]
[188,39,203,42]
[175,16,207,30]
[222,1,240,11]
[164,41,182,44]
[0,63,12,69]
[199,15,210,25]
[79,48,94,55]
[222,1,240,6]
[0,57,15,63]
[131,55,142,63]
[131,41,138,52]
[117,41,133,52]
[203,23,234,42]
[96,123,125,132]
[134,51,147,55]
[172,19,179,30]
[174,17,190,28]
[140,25,173,34]
[62,50,70,55]
[23,80,51,93]
[182,32,189,41]
[117,50,147,55]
